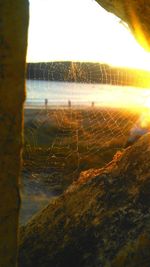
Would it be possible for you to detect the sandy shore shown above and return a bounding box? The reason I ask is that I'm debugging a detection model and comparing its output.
[21,106,139,225]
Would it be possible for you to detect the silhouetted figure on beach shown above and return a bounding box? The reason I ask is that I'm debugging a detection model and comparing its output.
[45,98,48,110]
[68,100,71,108]
[91,101,95,108]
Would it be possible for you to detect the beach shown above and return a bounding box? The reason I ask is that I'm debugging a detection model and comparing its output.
[21,106,139,224]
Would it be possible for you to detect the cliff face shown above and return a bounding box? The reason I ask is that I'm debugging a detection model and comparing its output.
[19,133,150,267]
[27,62,150,88]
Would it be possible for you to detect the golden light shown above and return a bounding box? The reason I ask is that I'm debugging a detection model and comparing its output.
[82,85,150,111]
[139,111,150,128]
[127,3,150,52]
[144,96,150,109]
[136,96,150,128]
[27,0,150,72]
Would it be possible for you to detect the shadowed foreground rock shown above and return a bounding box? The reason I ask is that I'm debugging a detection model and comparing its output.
[19,133,150,267]
[0,1,28,266]
[96,0,150,51]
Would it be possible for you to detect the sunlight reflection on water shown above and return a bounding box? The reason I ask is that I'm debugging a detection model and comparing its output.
[26,80,150,110]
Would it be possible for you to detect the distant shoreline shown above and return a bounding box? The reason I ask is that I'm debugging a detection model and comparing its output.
[24,106,142,115]
[26,61,150,88]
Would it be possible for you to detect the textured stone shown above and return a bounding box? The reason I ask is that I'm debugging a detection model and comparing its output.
[0,1,28,266]
[19,134,150,267]
[96,0,150,51]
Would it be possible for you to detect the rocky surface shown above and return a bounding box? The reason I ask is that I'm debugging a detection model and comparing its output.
[19,133,150,267]
[96,0,150,51]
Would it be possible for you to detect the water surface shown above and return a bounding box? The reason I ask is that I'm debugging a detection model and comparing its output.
[26,80,149,109]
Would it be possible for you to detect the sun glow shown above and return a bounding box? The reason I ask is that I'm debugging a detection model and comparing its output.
[144,96,150,109]
[92,85,150,111]
[139,111,150,128]
[27,0,150,71]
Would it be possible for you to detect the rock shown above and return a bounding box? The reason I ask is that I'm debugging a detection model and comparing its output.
[19,133,150,267]
[96,0,150,51]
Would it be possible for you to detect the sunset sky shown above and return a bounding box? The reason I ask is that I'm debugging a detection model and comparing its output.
[27,0,150,71]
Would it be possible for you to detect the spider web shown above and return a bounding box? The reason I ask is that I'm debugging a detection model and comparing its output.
[21,62,149,224]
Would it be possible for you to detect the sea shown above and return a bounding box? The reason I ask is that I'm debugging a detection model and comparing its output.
[25,79,150,109]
